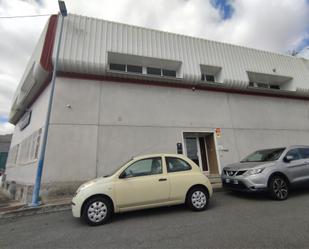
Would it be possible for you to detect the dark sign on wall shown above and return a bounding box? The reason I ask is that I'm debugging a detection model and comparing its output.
[177,143,183,154]
[19,110,32,131]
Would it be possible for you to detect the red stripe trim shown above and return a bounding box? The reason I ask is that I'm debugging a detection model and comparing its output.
[40,15,58,71]
[58,71,309,101]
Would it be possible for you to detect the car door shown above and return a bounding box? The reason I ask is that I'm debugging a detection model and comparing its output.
[299,148,309,181]
[165,156,195,202]
[284,148,308,183]
[114,156,169,209]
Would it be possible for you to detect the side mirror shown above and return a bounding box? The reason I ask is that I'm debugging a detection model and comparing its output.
[284,155,294,163]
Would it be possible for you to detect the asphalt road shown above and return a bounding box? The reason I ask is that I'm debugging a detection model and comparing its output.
[1,189,309,249]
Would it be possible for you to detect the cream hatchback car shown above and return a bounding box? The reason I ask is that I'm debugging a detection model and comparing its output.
[72,154,213,225]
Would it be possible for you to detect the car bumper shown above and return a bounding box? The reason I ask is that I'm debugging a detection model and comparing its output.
[221,174,268,192]
[71,197,81,218]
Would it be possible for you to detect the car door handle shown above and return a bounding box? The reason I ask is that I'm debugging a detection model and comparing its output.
[158,178,167,182]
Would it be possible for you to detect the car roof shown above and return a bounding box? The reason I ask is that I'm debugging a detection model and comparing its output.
[287,145,309,149]
[133,153,188,160]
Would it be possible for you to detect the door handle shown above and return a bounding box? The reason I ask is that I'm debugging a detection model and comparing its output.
[158,178,167,182]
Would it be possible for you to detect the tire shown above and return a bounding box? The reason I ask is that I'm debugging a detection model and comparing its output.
[269,175,289,201]
[186,187,209,211]
[82,196,113,226]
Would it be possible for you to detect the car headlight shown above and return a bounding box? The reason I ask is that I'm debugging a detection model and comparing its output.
[243,168,265,176]
[74,183,92,196]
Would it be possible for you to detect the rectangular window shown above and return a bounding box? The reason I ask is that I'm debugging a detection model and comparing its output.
[256,82,269,88]
[201,74,215,82]
[147,67,161,76]
[127,65,143,74]
[270,85,280,90]
[162,69,176,77]
[110,63,126,72]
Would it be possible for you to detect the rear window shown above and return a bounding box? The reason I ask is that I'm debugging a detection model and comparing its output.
[166,157,191,173]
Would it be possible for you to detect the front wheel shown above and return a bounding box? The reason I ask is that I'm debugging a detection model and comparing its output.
[82,196,113,226]
[269,175,289,200]
[186,187,209,211]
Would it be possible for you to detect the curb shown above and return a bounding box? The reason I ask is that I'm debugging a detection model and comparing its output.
[0,202,71,219]
[213,186,225,193]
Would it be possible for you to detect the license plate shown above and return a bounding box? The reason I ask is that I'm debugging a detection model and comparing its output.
[233,180,238,184]
[226,179,231,183]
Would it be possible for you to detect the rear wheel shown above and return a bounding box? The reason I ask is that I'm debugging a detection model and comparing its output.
[269,175,289,200]
[82,196,113,226]
[186,187,209,211]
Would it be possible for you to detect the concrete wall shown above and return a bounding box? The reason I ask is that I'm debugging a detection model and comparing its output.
[5,85,51,184]
[37,77,309,185]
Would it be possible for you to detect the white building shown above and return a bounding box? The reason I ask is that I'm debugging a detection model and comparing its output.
[5,14,309,201]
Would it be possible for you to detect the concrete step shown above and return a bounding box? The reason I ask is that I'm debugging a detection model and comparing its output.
[207,174,222,184]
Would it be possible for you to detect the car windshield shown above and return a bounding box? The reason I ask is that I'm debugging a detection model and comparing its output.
[103,158,133,177]
[241,148,286,162]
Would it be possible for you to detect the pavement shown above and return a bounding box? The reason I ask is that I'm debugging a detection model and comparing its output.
[0,184,222,219]
[1,189,309,249]
[0,187,72,219]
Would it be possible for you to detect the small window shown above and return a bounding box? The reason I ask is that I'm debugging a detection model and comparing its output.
[256,82,269,88]
[162,69,176,77]
[201,74,215,82]
[166,157,191,173]
[147,67,161,76]
[121,157,162,178]
[270,85,280,90]
[299,148,309,159]
[286,149,301,161]
[127,65,142,74]
[110,63,126,72]
[248,82,255,87]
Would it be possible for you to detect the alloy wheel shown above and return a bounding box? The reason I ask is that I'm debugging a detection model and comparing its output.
[191,190,207,209]
[87,201,107,223]
[272,177,288,200]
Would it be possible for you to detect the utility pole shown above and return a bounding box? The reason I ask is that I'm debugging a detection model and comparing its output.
[30,1,67,206]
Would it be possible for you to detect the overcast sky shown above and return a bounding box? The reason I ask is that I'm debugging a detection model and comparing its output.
[0,0,309,134]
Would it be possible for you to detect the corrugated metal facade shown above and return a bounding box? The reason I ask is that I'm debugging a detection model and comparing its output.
[54,14,309,90]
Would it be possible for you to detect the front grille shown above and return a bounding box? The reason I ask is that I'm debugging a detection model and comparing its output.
[236,170,246,176]
[224,170,247,176]
[225,170,237,176]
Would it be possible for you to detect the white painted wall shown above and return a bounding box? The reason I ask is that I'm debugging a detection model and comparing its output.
[32,77,309,185]
[5,85,51,184]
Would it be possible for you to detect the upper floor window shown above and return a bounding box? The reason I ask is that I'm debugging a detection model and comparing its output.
[146,67,176,77]
[127,65,143,73]
[147,67,161,76]
[201,74,215,82]
[249,81,281,90]
[110,63,126,72]
[108,52,181,79]
[200,64,221,83]
[110,63,142,74]
[247,71,292,91]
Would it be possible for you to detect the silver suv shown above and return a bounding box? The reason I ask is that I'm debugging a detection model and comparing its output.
[221,145,309,200]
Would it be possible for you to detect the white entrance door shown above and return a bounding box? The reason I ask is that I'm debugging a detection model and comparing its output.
[184,136,209,173]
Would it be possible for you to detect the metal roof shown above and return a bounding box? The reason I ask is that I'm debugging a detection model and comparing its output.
[9,14,309,124]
